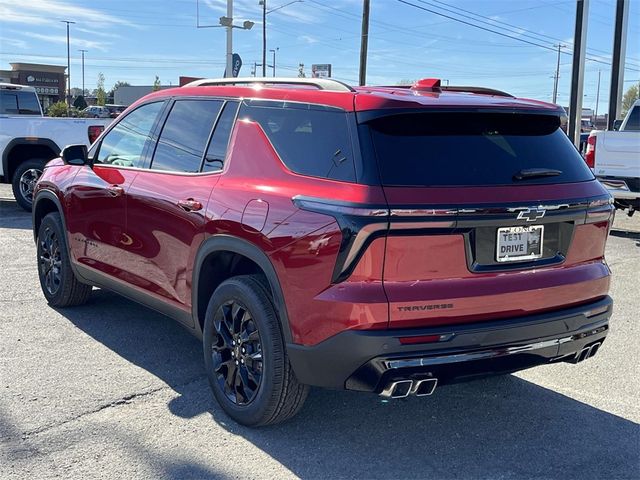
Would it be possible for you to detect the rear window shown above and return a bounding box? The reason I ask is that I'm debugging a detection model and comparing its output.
[0,90,40,115]
[241,101,356,182]
[367,112,594,186]
[623,106,639,131]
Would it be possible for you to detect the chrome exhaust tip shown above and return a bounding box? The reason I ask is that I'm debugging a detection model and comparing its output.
[412,378,438,396]
[587,342,601,358]
[380,380,413,399]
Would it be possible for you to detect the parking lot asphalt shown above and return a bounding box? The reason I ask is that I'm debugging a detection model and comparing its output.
[0,183,638,480]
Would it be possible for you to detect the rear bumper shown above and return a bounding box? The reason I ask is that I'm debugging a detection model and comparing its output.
[287,296,612,392]
[597,176,640,201]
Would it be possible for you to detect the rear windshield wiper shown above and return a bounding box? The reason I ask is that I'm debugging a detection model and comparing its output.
[513,168,562,181]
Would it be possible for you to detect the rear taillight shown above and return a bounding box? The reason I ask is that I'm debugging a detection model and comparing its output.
[88,125,104,144]
[584,134,596,169]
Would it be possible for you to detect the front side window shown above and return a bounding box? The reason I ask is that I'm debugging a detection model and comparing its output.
[96,101,164,168]
[151,99,223,173]
[241,101,356,182]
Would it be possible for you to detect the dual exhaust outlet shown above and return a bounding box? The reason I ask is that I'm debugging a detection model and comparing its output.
[573,342,602,363]
[379,378,438,399]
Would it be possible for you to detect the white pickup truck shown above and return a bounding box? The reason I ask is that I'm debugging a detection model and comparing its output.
[0,83,111,210]
[586,99,640,216]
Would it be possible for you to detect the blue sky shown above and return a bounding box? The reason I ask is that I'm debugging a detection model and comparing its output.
[1,0,639,112]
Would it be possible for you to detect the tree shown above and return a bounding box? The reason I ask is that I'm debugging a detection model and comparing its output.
[152,75,161,91]
[96,72,106,106]
[298,63,306,78]
[73,95,87,110]
[621,84,639,118]
[396,79,416,86]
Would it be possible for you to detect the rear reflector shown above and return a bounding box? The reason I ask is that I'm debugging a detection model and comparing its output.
[88,125,104,144]
[399,334,444,345]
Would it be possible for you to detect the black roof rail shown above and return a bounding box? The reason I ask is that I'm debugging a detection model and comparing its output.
[184,77,355,92]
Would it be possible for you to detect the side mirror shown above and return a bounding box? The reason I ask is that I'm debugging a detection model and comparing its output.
[61,144,91,167]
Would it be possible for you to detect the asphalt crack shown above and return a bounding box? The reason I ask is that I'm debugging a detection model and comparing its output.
[11,375,207,441]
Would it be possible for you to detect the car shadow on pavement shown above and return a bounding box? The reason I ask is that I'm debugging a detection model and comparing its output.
[0,198,31,231]
[610,227,640,247]
[56,289,639,480]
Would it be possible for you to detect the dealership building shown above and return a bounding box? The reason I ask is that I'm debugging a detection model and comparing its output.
[0,62,66,110]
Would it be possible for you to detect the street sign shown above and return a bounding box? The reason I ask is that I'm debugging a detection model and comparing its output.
[311,64,332,78]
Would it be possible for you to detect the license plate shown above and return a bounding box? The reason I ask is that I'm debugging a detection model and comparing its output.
[496,225,544,262]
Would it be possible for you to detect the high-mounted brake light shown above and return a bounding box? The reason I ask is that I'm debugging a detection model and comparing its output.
[88,125,104,144]
[584,134,596,169]
[411,78,441,92]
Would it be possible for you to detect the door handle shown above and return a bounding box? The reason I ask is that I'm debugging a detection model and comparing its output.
[178,198,203,212]
[107,185,124,197]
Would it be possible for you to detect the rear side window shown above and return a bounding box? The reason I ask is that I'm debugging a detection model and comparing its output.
[152,99,223,173]
[203,101,238,173]
[367,112,595,186]
[241,102,356,182]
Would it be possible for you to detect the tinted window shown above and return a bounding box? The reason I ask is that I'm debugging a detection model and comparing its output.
[17,91,41,114]
[624,106,640,131]
[97,101,164,168]
[0,91,18,114]
[0,91,40,115]
[368,112,594,186]
[203,101,238,173]
[241,102,355,182]
[152,99,223,173]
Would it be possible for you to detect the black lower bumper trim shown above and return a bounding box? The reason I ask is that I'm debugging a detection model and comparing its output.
[286,296,612,392]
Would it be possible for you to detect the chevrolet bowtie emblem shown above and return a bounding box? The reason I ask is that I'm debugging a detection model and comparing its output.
[517,208,546,222]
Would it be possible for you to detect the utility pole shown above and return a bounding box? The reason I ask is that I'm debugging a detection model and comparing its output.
[225,0,233,78]
[359,0,370,86]
[608,0,630,128]
[61,20,75,106]
[262,0,267,77]
[270,48,278,77]
[78,49,87,96]
[595,69,601,119]
[552,44,565,104]
[568,0,589,147]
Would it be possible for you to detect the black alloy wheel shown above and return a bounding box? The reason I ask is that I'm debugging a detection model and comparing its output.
[211,299,264,405]
[38,224,62,296]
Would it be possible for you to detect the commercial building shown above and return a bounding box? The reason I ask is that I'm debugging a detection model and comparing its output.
[114,85,172,106]
[0,62,66,110]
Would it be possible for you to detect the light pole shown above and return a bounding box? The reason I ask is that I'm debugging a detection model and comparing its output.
[270,48,278,77]
[359,0,370,86]
[552,44,565,104]
[61,20,75,106]
[218,3,254,78]
[78,49,87,96]
[259,0,303,77]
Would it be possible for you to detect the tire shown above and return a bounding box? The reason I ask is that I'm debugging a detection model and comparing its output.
[37,212,92,307]
[203,275,309,426]
[12,159,46,212]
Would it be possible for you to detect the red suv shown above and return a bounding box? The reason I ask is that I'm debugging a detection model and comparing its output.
[32,77,614,426]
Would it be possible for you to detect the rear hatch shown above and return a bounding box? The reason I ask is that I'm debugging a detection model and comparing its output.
[360,110,613,328]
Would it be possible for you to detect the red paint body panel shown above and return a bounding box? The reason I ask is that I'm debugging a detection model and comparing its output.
[124,170,218,313]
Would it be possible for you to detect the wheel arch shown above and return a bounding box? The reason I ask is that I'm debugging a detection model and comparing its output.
[32,189,65,243]
[2,138,60,184]
[192,235,293,343]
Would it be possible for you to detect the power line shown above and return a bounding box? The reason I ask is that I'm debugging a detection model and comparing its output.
[397,0,640,73]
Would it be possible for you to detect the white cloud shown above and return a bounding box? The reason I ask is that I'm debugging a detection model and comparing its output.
[298,35,318,44]
[0,0,137,29]
[0,37,30,49]
[21,32,111,52]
